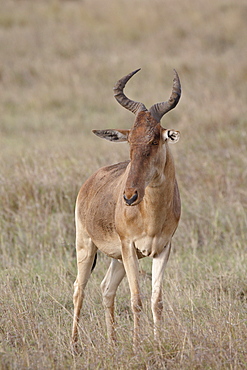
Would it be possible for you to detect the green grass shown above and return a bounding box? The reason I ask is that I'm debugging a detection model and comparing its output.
[0,0,247,368]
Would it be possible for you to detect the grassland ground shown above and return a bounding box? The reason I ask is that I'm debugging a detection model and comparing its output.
[0,0,246,369]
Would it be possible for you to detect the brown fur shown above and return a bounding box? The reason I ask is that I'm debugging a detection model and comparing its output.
[72,71,181,351]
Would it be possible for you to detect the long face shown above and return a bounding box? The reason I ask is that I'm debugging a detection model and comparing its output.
[124,111,164,206]
[93,111,180,206]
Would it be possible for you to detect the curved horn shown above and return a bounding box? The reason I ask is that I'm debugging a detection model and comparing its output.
[149,69,181,122]
[113,69,147,115]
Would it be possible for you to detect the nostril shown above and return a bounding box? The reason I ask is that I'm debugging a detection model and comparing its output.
[123,191,138,206]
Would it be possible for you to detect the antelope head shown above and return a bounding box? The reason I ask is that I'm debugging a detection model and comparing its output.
[93,69,181,206]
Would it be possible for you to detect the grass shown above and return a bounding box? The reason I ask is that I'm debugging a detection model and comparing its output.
[0,0,247,368]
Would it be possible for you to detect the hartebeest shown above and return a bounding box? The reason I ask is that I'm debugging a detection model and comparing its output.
[72,68,181,351]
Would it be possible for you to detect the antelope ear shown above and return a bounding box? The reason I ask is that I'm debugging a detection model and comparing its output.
[162,129,180,144]
[92,129,130,142]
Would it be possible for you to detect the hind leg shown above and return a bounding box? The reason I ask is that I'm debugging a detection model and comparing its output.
[100,259,126,343]
[72,228,97,347]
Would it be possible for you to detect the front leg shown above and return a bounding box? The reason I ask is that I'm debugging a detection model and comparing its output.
[121,240,142,352]
[151,243,172,341]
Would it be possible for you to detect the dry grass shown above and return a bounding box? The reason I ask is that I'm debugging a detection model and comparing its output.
[0,0,247,369]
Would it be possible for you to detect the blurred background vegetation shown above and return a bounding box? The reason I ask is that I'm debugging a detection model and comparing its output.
[0,0,246,369]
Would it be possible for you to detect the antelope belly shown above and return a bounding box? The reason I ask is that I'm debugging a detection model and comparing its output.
[92,236,123,260]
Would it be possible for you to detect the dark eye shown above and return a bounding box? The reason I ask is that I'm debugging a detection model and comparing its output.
[152,140,159,145]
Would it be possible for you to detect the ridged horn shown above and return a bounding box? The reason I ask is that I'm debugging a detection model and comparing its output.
[149,69,181,122]
[113,69,147,115]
